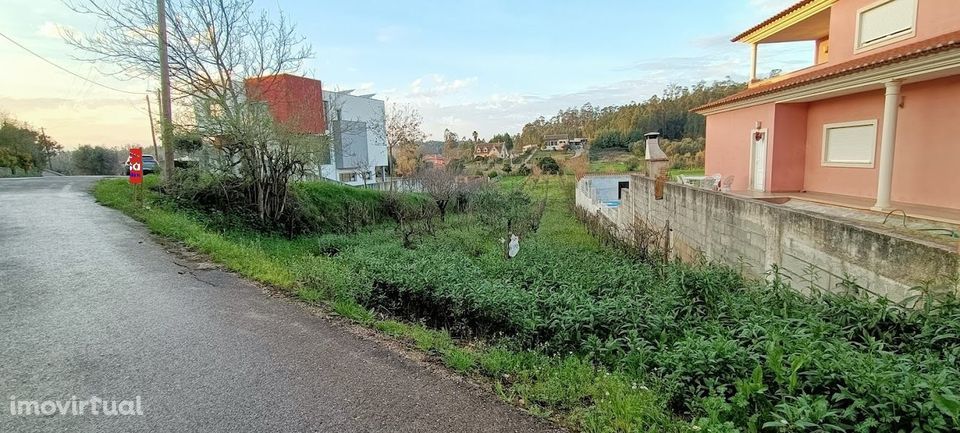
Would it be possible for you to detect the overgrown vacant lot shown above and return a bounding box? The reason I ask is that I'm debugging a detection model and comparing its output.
[96,175,960,432]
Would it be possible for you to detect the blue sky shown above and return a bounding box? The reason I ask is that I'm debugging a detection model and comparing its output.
[0,0,809,146]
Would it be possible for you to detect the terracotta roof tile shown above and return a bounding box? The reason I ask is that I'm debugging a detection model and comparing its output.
[696,30,960,112]
[731,0,817,42]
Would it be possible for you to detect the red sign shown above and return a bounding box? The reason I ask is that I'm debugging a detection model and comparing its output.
[128,148,143,184]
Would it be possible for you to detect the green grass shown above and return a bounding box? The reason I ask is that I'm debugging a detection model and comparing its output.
[667,167,705,177]
[291,181,428,234]
[93,174,960,433]
[332,299,376,325]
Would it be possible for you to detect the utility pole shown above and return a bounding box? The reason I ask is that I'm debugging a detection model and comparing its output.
[146,94,159,159]
[157,0,174,184]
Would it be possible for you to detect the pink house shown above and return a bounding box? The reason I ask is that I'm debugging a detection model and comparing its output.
[696,0,960,215]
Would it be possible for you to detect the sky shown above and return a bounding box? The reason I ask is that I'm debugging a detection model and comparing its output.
[0,0,812,148]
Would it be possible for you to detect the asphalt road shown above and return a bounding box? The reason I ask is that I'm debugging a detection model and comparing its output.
[0,176,560,433]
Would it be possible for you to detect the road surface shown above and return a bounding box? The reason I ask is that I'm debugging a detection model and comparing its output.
[0,176,560,433]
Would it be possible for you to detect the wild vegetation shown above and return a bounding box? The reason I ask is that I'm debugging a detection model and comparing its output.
[0,116,62,176]
[95,173,960,432]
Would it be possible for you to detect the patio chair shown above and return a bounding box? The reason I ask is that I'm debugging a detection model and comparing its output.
[720,175,735,192]
[699,174,721,191]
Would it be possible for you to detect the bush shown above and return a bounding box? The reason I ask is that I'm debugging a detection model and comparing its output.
[166,172,428,236]
[537,157,560,174]
[517,165,532,176]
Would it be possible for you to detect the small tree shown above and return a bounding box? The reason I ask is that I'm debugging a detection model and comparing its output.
[383,190,437,249]
[538,156,561,174]
[471,187,543,258]
[414,167,458,221]
[36,129,62,169]
[386,103,426,176]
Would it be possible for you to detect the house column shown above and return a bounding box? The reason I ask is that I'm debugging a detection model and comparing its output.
[872,80,902,211]
[750,43,758,82]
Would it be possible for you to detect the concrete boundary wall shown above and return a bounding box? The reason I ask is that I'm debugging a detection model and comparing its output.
[576,175,960,301]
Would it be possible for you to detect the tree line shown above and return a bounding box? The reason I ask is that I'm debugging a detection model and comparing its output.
[515,80,746,150]
[0,116,62,175]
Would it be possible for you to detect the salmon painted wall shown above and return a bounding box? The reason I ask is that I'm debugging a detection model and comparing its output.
[770,104,808,192]
[705,103,775,191]
[802,75,960,209]
[803,89,884,198]
[828,0,960,64]
[889,75,960,209]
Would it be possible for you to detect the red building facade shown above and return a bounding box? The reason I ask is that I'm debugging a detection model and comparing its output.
[245,74,326,134]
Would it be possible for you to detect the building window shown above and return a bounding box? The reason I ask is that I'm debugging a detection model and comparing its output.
[339,172,357,182]
[856,0,917,52]
[822,120,878,168]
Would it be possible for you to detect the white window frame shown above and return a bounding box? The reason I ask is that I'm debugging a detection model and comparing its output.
[854,0,918,53]
[821,120,878,168]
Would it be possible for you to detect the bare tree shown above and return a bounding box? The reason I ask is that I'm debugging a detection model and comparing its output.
[386,103,426,177]
[414,167,458,221]
[382,189,437,249]
[64,0,311,104]
[64,0,320,227]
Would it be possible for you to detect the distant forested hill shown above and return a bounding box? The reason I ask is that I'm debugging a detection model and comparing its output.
[516,80,746,150]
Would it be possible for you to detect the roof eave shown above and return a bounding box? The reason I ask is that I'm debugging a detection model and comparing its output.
[732,0,835,44]
[694,46,960,114]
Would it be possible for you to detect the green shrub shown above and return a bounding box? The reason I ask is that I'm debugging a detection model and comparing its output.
[537,157,560,174]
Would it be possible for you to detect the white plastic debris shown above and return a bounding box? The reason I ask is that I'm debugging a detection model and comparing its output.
[508,234,520,258]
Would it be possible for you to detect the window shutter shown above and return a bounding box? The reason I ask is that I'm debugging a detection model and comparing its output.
[824,123,876,165]
[859,0,915,46]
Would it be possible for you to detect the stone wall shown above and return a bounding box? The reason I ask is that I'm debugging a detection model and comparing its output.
[576,174,960,301]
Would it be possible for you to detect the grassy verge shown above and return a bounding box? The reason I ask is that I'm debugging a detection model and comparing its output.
[94,174,960,432]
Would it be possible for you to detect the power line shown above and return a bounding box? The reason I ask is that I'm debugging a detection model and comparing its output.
[0,30,143,96]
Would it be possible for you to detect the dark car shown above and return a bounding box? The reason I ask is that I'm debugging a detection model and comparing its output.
[123,154,160,175]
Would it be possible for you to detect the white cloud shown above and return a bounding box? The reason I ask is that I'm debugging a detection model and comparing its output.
[406,74,477,99]
[36,21,71,40]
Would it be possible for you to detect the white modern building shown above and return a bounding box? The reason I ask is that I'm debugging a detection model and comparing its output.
[321,90,389,186]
